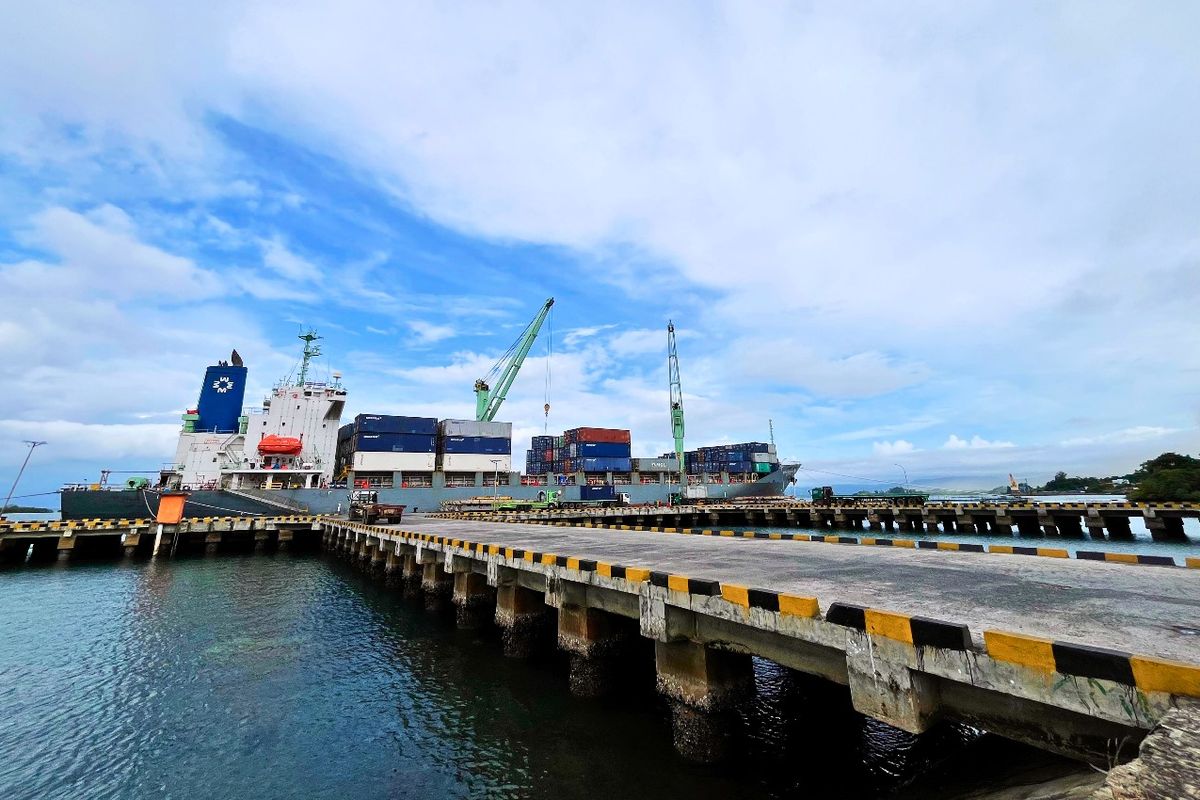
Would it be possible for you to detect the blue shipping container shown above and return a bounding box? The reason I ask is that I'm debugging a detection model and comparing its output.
[570,441,632,458]
[442,436,512,455]
[580,485,616,501]
[355,414,439,436]
[578,457,632,472]
[355,433,437,453]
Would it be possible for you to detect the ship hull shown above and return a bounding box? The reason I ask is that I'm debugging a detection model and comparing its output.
[61,466,799,520]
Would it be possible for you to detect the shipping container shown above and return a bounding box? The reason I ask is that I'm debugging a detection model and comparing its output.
[439,454,512,472]
[574,456,632,472]
[632,458,679,472]
[355,414,438,436]
[580,484,616,501]
[754,463,774,474]
[354,433,437,453]
[564,427,632,444]
[439,419,514,439]
[352,451,437,471]
[751,452,779,463]
[441,436,512,455]
[567,441,632,458]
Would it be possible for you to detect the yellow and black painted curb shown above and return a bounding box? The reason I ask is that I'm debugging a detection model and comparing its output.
[0,514,327,534]
[983,630,1200,697]
[429,513,1200,570]
[331,519,1200,700]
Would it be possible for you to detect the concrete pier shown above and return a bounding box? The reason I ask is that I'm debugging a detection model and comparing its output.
[321,516,1200,768]
[449,500,1200,543]
[0,515,323,562]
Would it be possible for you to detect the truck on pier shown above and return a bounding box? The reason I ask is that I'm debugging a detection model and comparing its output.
[348,490,406,524]
[491,486,625,511]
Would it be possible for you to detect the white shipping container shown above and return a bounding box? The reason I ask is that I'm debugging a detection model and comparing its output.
[632,458,679,472]
[751,453,779,464]
[439,454,512,473]
[439,419,513,438]
[353,452,437,472]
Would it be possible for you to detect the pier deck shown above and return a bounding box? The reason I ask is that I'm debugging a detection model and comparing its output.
[399,516,1200,662]
[323,515,1200,765]
[447,500,1200,542]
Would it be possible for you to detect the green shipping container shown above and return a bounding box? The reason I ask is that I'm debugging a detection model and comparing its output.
[754,462,772,474]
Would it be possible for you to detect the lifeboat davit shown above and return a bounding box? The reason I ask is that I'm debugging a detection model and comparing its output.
[258,435,303,455]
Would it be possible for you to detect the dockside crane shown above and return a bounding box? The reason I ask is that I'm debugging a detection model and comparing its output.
[474,298,555,422]
[668,321,687,496]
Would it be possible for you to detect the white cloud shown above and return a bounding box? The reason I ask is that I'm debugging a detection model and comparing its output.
[409,320,457,344]
[0,419,179,462]
[562,325,618,347]
[1060,426,1180,447]
[830,417,941,442]
[872,440,915,456]
[943,434,1016,450]
[260,235,321,282]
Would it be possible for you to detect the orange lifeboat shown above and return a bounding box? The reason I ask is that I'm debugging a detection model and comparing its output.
[258,435,303,455]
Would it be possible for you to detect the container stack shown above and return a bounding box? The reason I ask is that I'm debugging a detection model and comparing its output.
[524,427,632,474]
[342,414,439,472]
[438,419,512,472]
[561,427,631,473]
[663,442,780,476]
[525,435,556,475]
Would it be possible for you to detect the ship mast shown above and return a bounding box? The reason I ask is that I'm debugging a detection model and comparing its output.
[296,329,322,386]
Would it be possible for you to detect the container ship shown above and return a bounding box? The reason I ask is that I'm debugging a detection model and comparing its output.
[60,336,798,520]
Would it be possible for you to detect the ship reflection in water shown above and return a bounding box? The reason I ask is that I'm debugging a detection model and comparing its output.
[0,555,1081,800]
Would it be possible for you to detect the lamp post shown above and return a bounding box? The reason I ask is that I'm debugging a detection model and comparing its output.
[490,459,501,500]
[3,440,46,515]
[894,463,908,492]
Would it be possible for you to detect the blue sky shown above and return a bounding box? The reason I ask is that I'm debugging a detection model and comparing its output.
[2,2,1199,505]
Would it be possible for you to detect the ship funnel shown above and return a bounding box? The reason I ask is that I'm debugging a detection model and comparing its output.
[195,360,248,433]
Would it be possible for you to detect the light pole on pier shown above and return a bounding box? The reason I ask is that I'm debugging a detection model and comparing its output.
[490,459,501,501]
[894,463,908,492]
[3,440,46,515]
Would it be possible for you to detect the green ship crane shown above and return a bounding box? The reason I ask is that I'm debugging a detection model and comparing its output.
[668,321,686,492]
[475,298,555,422]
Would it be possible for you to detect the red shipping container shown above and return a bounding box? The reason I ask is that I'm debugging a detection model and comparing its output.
[570,427,632,444]
[543,449,553,460]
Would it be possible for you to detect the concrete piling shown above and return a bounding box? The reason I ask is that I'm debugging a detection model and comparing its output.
[421,558,453,612]
[494,569,549,658]
[654,639,754,762]
[557,601,631,697]
[451,570,493,629]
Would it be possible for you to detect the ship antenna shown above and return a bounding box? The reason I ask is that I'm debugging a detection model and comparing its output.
[296,329,322,386]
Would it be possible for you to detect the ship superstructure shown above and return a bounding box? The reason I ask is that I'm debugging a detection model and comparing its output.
[161,332,346,491]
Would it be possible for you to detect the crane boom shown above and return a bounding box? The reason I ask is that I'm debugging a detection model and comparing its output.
[668,321,686,491]
[474,298,555,421]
